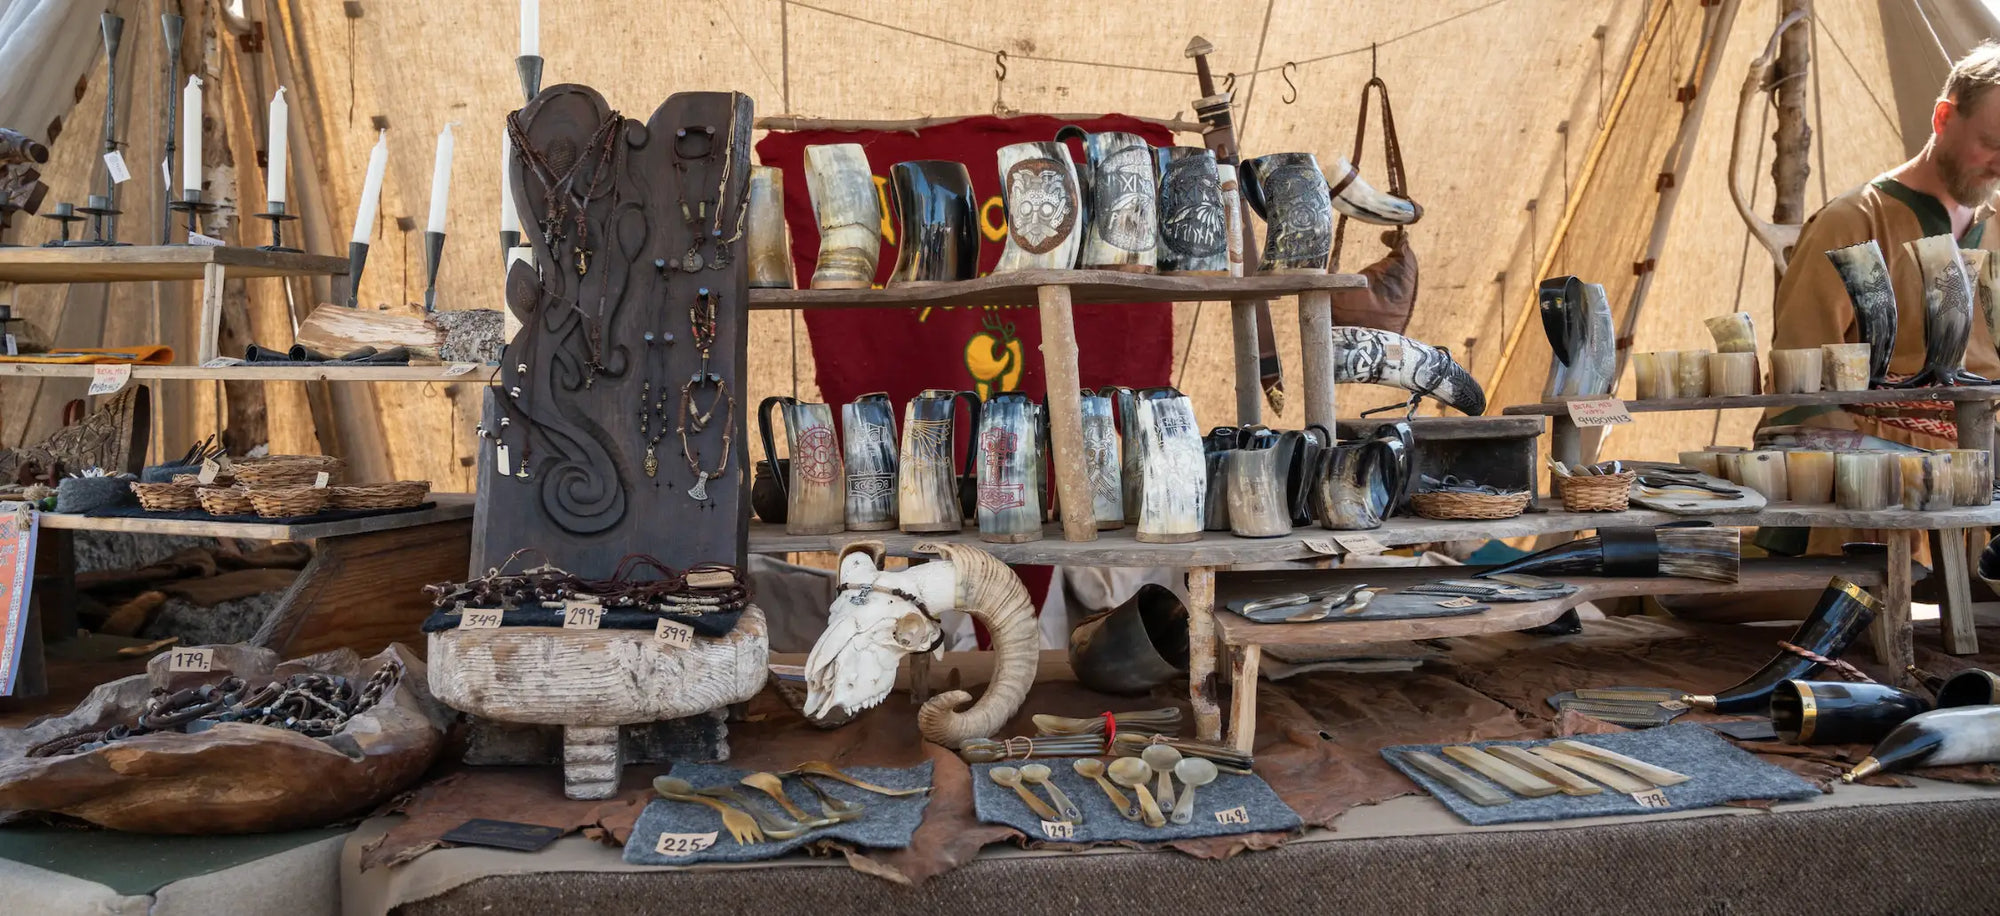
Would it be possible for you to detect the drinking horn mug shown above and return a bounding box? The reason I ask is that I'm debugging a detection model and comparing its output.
[803,143,882,289]
[1288,425,1334,527]
[1079,388,1124,530]
[899,388,982,533]
[1154,146,1229,275]
[1240,152,1334,274]
[758,396,846,535]
[745,165,794,289]
[1103,385,1144,524]
[976,392,1048,544]
[841,392,899,531]
[1055,125,1159,272]
[994,140,1084,273]
[1314,423,1412,530]
[1202,426,1241,533]
[889,160,979,284]
[1227,432,1300,538]
[1134,386,1207,544]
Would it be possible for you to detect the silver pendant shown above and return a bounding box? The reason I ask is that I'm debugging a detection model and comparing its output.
[682,251,704,273]
[644,447,658,478]
[687,471,710,501]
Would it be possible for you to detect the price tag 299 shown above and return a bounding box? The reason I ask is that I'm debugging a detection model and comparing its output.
[1630,788,1672,809]
[655,618,695,648]
[1564,397,1634,428]
[1039,820,1075,840]
[654,832,717,856]
[88,364,132,396]
[458,609,503,629]
[562,601,604,630]
[1213,806,1251,826]
[168,647,214,673]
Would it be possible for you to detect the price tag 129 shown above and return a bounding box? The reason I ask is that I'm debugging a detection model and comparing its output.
[1564,397,1634,428]
[1630,788,1672,809]
[88,364,132,396]
[1039,820,1075,840]
[458,609,503,629]
[167,647,214,673]
[654,832,716,856]
[562,601,604,630]
[655,618,695,648]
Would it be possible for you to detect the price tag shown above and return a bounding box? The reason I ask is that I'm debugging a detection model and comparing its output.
[161,158,171,191]
[496,444,512,476]
[654,832,717,856]
[188,232,226,247]
[655,618,695,648]
[4,334,16,356]
[197,458,221,485]
[562,600,604,630]
[1564,397,1634,428]
[313,471,331,488]
[167,647,214,673]
[88,364,132,396]
[202,356,245,368]
[1630,788,1672,809]
[1038,820,1075,840]
[444,362,478,377]
[458,609,503,629]
[1300,538,1341,556]
[1330,533,1388,555]
[1213,806,1251,826]
[103,151,131,184]
[1437,596,1481,609]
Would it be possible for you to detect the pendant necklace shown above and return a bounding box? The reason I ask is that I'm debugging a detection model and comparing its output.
[678,287,730,501]
[506,110,621,278]
[668,121,744,273]
[637,330,675,478]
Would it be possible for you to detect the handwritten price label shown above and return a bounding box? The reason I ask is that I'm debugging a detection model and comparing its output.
[458,610,503,630]
[313,471,331,488]
[1564,397,1634,428]
[88,364,132,396]
[167,647,214,673]
[562,601,604,630]
[103,151,131,184]
[1630,788,1672,809]
[444,362,479,377]
[655,619,695,648]
[1437,596,1481,609]
[1213,806,1251,826]
[201,356,245,368]
[188,232,226,247]
[1330,533,1388,555]
[1039,820,1075,840]
[1300,538,1342,556]
[197,458,222,485]
[654,832,717,856]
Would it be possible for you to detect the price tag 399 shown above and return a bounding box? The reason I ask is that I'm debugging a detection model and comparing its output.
[1213,806,1251,826]
[655,618,695,648]
[1039,820,1075,840]
[1564,397,1634,428]
[1630,788,1672,809]
[458,609,503,629]
[167,647,214,673]
[654,832,716,856]
[562,601,604,630]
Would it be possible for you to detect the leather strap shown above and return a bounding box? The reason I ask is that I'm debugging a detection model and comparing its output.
[1598,527,1660,577]
[1331,74,1413,271]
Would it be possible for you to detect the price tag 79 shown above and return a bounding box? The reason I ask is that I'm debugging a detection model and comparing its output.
[654,832,717,855]
[1039,820,1075,840]
[1630,788,1672,809]
[1564,397,1634,428]
[168,647,214,673]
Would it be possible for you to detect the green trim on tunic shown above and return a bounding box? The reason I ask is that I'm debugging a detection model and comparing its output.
[1871,176,1986,246]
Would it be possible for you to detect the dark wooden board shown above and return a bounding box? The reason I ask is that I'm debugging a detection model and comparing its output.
[1502,385,2000,416]
[473,87,752,578]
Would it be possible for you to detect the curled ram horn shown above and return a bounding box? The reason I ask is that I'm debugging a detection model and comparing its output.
[802,541,949,724]
[914,541,1039,749]
[1329,326,1486,416]
[1324,155,1421,226]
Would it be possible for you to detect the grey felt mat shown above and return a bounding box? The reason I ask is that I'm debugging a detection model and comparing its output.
[1225,592,1488,624]
[1381,722,1819,826]
[970,760,1300,843]
[622,761,931,865]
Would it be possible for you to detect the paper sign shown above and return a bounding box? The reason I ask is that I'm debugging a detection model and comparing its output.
[88,364,132,396]
[313,471,331,488]
[4,334,16,356]
[444,362,478,377]
[1039,820,1075,839]
[202,356,245,368]
[685,569,736,589]
[103,151,131,184]
[197,459,221,485]
[655,618,695,648]
[1564,397,1634,428]
[161,159,171,191]
[562,601,604,630]
[1300,538,1341,556]
[1213,806,1251,826]
[167,647,214,673]
[1630,788,1672,809]
[654,832,717,856]
[458,609,503,630]
[188,232,226,247]
[1330,533,1388,555]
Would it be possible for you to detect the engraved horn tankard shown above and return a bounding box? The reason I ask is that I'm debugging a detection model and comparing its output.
[841,392,900,531]
[1133,386,1206,544]
[757,395,846,536]
[1078,388,1124,530]
[1055,125,1159,272]
[976,391,1049,544]
[1313,422,1412,531]
[1154,147,1229,275]
[889,160,979,284]
[898,388,982,533]
[1239,152,1334,274]
[803,143,882,289]
[993,140,1084,274]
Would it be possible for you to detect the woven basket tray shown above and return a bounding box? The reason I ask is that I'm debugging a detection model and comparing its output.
[1411,490,1531,520]
[235,455,345,486]
[197,486,255,516]
[248,486,329,518]
[1557,471,1636,512]
[326,480,431,510]
[133,482,201,512]
[171,472,236,487]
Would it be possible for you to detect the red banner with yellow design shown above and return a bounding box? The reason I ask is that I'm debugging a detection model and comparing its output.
[754,115,1175,411]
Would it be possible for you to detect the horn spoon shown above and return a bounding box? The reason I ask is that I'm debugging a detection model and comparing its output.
[1547,740,1691,786]
[989,766,1063,821]
[784,760,929,796]
[1020,763,1083,824]
[1108,756,1167,828]
[1141,744,1182,811]
[1073,758,1140,821]
[694,784,820,838]
[1169,757,1219,825]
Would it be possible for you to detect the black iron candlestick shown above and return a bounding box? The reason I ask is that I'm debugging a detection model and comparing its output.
[98,12,124,245]
[516,55,543,104]
[167,189,215,243]
[346,240,369,308]
[77,195,127,246]
[423,230,445,312]
[42,202,84,246]
[159,12,184,245]
[254,201,301,252]
[500,229,521,258]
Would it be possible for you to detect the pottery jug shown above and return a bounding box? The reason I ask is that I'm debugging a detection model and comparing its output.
[1079,388,1124,530]
[745,165,794,289]
[1154,146,1229,275]
[1134,387,1206,544]
[803,143,881,289]
[898,388,981,533]
[758,396,846,535]
[889,160,979,284]
[976,392,1048,543]
[994,141,1084,273]
[751,458,789,523]
[841,392,899,531]
[1240,152,1333,274]
[1314,424,1411,531]
[1055,125,1159,272]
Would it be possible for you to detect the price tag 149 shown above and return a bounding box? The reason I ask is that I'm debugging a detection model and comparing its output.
[562,601,604,630]
[167,647,214,673]
[655,618,695,648]
[1039,820,1075,840]
[88,364,132,396]
[654,832,716,856]
[1213,806,1251,826]
[1630,788,1672,809]
[1564,397,1634,428]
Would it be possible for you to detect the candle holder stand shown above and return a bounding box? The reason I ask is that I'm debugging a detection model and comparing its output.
[516,55,544,104]
[424,230,446,312]
[159,12,184,245]
[97,12,124,246]
[42,204,85,247]
[167,189,215,244]
[346,241,370,308]
[500,229,521,258]
[254,201,301,252]
[77,195,128,247]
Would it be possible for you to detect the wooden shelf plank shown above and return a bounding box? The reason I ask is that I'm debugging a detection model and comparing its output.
[747,270,1367,311]
[30,493,475,539]
[0,363,494,382]
[0,245,350,284]
[1501,385,2000,416]
[748,500,2000,568]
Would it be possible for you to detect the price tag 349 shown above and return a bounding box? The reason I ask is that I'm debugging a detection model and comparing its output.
[1564,397,1634,428]
[458,609,503,629]
[562,601,604,630]
[654,832,716,856]
[1039,820,1075,840]
[1630,788,1672,809]
[167,647,214,673]
[655,618,695,648]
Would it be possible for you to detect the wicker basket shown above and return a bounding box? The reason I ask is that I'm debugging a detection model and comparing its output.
[197,486,256,516]
[1557,471,1636,512]
[235,455,345,487]
[248,486,329,518]
[133,482,202,512]
[1411,490,1532,520]
[326,480,432,510]
[171,471,236,487]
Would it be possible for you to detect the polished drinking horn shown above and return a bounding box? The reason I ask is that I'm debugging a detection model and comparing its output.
[1704,312,1758,354]
[1843,705,2000,782]
[1768,348,1822,394]
[1477,526,1740,584]
[994,140,1084,273]
[1329,326,1487,416]
[1943,448,1993,507]
[1770,680,1931,746]
[1560,281,1616,397]
[1682,576,1879,713]
[1067,583,1190,695]
[1055,125,1159,272]
[1538,275,1585,376]
[1134,388,1207,544]
[888,160,979,284]
[1631,351,1679,401]
[1201,425,1237,533]
[745,165,795,289]
[1820,342,1872,392]
[1324,154,1422,226]
[1899,451,1954,511]
[1673,348,1711,398]
[1705,352,1760,396]
[1935,667,2000,707]
[803,143,882,289]
[1219,163,1246,277]
[1894,234,1985,386]
[1239,152,1334,274]
[1154,146,1229,275]
[1785,449,1835,505]
[1079,388,1125,530]
[1973,246,2000,358]
[1826,239,1897,387]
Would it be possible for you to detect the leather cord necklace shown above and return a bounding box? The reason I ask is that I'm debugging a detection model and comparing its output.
[507,109,622,277]
[668,122,743,273]
[678,287,733,502]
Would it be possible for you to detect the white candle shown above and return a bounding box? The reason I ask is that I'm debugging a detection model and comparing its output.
[426,122,455,234]
[351,130,388,245]
[180,75,202,193]
[265,86,289,205]
[500,127,521,235]
[520,0,539,56]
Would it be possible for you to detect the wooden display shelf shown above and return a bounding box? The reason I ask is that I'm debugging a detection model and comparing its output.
[747,270,1365,311]
[0,245,348,283]
[1501,384,2000,416]
[33,492,474,539]
[0,363,495,382]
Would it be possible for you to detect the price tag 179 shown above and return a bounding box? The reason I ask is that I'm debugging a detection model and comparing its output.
[1630,788,1672,809]
[1565,397,1634,428]
[458,609,503,629]
[655,618,695,648]
[1039,820,1075,840]
[88,364,132,396]
[562,601,604,630]
[167,647,214,673]
[654,832,717,856]
[1213,806,1251,826]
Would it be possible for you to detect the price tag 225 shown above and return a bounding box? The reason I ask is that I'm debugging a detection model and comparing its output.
[1039,820,1076,840]
[562,601,604,630]
[1564,397,1634,428]
[654,832,717,856]
[1630,788,1672,809]
[167,647,214,673]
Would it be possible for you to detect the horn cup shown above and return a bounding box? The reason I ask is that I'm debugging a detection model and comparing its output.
[1067,583,1190,695]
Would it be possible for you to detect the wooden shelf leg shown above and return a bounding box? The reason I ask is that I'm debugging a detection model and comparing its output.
[1036,284,1096,542]
[1939,527,1980,655]
[1226,643,1261,755]
[197,261,225,365]
[1231,301,1262,426]
[1875,529,1916,680]
[1187,566,1221,742]
[1296,288,1338,432]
